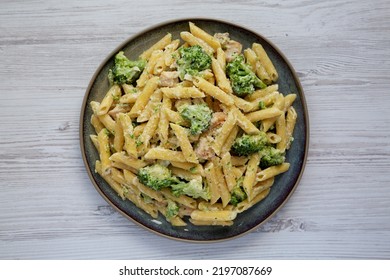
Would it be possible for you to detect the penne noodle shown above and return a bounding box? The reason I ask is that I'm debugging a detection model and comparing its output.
[221,152,237,192]
[230,106,260,134]
[189,22,221,51]
[129,76,160,117]
[204,161,220,205]
[193,76,234,106]
[170,123,198,163]
[95,161,125,200]
[246,84,279,101]
[90,114,105,134]
[220,125,240,155]
[160,188,197,209]
[190,210,237,222]
[251,178,274,200]
[266,132,282,144]
[180,31,214,55]
[144,147,187,162]
[237,188,271,213]
[252,43,278,82]
[161,86,205,99]
[118,113,137,157]
[245,107,283,122]
[286,106,297,150]
[216,47,226,70]
[109,151,147,170]
[139,33,172,60]
[97,129,111,175]
[212,157,231,207]
[211,57,232,94]
[256,163,290,182]
[157,96,171,146]
[212,111,236,156]
[189,219,233,226]
[242,153,261,200]
[97,85,121,116]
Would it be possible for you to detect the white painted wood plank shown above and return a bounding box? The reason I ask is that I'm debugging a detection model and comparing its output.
[0,0,390,259]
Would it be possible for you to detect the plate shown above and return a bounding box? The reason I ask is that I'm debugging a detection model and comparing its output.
[79,18,309,242]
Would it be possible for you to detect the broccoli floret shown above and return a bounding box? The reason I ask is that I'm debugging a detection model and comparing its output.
[179,104,213,135]
[226,55,266,97]
[259,146,285,169]
[138,164,179,190]
[171,179,210,201]
[108,51,146,85]
[166,200,179,219]
[258,100,266,110]
[231,132,268,156]
[176,45,212,80]
[230,178,247,206]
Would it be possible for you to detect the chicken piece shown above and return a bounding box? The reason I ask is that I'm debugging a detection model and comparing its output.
[224,40,243,62]
[214,32,230,48]
[195,136,215,161]
[159,71,179,87]
[210,112,227,129]
[194,112,227,161]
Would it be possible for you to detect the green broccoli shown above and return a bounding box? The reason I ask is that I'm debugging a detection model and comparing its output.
[171,179,210,201]
[259,146,285,169]
[231,131,268,156]
[166,200,179,219]
[176,45,212,80]
[258,100,266,110]
[179,104,213,135]
[108,51,146,85]
[138,164,179,190]
[230,178,247,206]
[226,55,266,97]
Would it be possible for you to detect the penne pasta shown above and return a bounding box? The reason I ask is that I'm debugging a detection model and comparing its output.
[242,153,261,200]
[252,43,278,82]
[190,210,237,222]
[144,147,187,162]
[161,86,205,99]
[129,76,160,117]
[221,152,237,192]
[189,22,221,51]
[211,57,232,94]
[204,161,220,205]
[256,163,290,182]
[89,22,298,227]
[97,85,121,116]
[212,157,231,207]
[97,129,111,175]
[118,113,137,157]
[245,107,283,122]
[139,33,172,60]
[180,31,214,55]
[193,76,234,106]
[286,106,297,150]
[170,123,198,163]
[212,110,236,155]
[109,151,147,170]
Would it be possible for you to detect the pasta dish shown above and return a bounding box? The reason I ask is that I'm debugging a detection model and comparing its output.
[89,22,297,226]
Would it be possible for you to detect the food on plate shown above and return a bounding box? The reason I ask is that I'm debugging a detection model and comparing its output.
[89,22,297,226]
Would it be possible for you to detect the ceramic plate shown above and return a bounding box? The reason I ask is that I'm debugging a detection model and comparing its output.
[80,18,309,242]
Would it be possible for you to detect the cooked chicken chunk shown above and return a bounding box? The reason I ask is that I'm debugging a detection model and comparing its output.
[224,40,242,62]
[159,71,179,87]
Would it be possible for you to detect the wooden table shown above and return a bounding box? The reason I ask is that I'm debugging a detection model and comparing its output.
[1,0,389,259]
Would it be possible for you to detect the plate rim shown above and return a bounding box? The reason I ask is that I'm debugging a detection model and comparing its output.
[79,17,310,243]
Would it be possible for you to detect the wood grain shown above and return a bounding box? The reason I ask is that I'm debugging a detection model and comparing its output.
[1,0,390,259]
